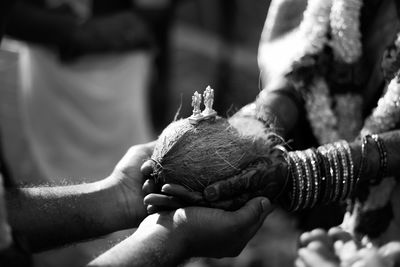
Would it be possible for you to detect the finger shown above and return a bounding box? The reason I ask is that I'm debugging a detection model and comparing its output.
[307,241,336,260]
[353,248,385,267]
[233,197,273,226]
[141,160,155,177]
[336,240,359,263]
[208,193,252,211]
[203,162,285,202]
[147,205,159,214]
[300,229,331,249]
[203,169,258,202]
[294,258,307,267]
[298,248,339,267]
[328,227,353,243]
[142,179,159,195]
[161,184,204,204]
[143,193,185,209]
[379,242,400,264]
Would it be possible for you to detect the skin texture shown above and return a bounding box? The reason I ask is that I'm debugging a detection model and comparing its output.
[5,142,155,252]
[142,129,400,212]
[88,197,273,267]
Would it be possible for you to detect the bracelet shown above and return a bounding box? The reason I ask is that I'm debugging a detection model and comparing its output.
[334,141,349,201]
[297,151,313,209]
[287,154,298,211]
[286,140,355,210]
[317,146,335,204]
[291,152,306,211]
[370,134,388,185]
[315,148,329,204]
[305,148,320,208]
[341,141,355,199]
[356,135,369,185]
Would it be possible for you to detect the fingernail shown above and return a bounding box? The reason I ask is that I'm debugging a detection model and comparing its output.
[204,187,218,201]
[261,198,271,212]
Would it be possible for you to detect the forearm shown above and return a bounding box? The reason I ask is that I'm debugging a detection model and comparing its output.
[233,84,301,138]
[349,130,400,182]
[88,221,186,267]
[5,177,140,252]
[283,130,400,209]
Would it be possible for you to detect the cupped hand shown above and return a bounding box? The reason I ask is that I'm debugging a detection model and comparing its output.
[141,157,289,212]
[108,141,155,227]
[202,159,289,203]
[136,196,274,259]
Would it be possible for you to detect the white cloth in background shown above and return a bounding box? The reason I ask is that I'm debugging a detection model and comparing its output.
[5,39,154,182]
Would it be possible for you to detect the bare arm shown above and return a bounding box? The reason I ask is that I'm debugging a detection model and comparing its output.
[88,197,272,267]
[231,80,301,139]
[87,217,185,267]
[5,142,154,252]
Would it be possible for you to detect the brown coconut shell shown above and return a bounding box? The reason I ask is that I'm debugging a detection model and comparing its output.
[151,116,283,192]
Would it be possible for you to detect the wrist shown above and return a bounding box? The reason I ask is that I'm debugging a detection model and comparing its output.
[136,214,188,265]
[100,174,147,230]
[232,103,286,137]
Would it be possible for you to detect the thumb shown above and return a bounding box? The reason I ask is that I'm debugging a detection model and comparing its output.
[141,159,156,177]
[234,197,273,225]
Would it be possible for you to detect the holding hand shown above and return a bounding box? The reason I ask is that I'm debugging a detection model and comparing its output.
[296,227,400,267]
[107,141,155,227]
[89,196,274,266]
[138,196,273,259]
[141,157,288,212]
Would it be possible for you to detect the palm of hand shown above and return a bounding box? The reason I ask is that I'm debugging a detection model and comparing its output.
[138,197,272,258]
[110,142,155,226]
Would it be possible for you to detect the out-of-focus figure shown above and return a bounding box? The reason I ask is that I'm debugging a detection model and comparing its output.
[0,1,174,266]
[2,0,176,182]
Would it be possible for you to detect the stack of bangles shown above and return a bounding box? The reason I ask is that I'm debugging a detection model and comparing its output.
[286,140,355,211]
[285,134,388,212]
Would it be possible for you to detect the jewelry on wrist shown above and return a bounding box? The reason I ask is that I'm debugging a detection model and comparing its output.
[369,134,388,185]
[286,140,355,211]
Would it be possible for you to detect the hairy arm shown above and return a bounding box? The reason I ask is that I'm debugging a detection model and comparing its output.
[89,197,272,267]
[5,178,142,252]
[231,88,300,138]
[5,142,154,252]
[87,216,185,267]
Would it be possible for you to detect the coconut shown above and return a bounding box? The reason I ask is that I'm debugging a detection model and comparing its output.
[151,116,284,193]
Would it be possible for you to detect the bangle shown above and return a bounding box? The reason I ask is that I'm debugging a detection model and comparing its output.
[356,135,370,185]
[370,134,388,185]
[341,141,355,199]
[297,151,313,209]
[327,144,341,202]
[315,148,328,204]
[286,154,298,211]
[294,152,306,211]
[317,146,335,204]
[334,142,349,201]
[305,148,320,208]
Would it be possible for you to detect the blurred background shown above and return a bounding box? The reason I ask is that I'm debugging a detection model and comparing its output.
[0,0,304,266]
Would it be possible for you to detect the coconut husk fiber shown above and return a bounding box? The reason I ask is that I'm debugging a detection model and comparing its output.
[151,116,283,192]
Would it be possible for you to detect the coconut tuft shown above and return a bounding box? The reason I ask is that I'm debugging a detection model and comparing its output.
[151,116,283,192]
